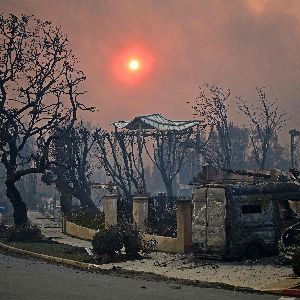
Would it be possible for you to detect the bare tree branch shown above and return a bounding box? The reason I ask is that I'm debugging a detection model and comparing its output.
[0,14,94,224]
[237,87,288,170]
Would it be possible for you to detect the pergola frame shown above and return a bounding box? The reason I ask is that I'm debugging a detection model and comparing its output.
[111,114,205,195]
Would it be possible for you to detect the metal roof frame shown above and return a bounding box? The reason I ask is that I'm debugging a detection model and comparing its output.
[113,114,203,131]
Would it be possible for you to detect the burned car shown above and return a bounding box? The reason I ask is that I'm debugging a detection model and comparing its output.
[191,167,300,259]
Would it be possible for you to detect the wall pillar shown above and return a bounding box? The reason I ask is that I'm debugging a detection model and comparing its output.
[176,199,192,253]
[103,195,118,229]
[133,196,149,232]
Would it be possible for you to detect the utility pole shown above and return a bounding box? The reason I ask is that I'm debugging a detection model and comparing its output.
[290,129,300,169]
[113,125,117,173]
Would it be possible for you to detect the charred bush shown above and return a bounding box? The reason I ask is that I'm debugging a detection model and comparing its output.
[0,223,7,240]
[4,225,42,242]
[92,227,123,257]
[92,222,143,260]
[148,194,177,237]
[1,211,14,225]
[66,208,105,230]
[118,222,142,258]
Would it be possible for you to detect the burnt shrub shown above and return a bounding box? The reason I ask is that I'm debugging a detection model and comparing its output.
[92,222,143,259]
[5,225,42,242]
[1,211,14,225]
[292,251,300,276]
[118,222,142,258]
[92,227,123,257]
[148,194,177,237]
[0,223,7,240]
[66,208,105,230]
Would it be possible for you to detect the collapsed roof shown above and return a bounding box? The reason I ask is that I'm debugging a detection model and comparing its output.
[191,166,300,200]
[113,114,202,131]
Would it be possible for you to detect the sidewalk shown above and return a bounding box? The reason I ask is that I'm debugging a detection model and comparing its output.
[27,211,299,294]
[98,253,295,291]
[28,211,92,248]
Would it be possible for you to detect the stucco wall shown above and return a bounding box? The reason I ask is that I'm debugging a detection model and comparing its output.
[64,220,97,241]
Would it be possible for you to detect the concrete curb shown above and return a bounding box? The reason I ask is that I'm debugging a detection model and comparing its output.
[261,277,300,296]
[1,240,298,297]
[0,241,99,270]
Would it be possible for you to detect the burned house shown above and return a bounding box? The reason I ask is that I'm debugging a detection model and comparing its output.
[191,166,300,259]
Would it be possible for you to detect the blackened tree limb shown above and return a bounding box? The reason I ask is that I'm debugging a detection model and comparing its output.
[93,129,146,199]
[145,129,191,199]
[48,123,98,212]
[0,15,94,225]
[237,88,288,170]
[189,84,232,170]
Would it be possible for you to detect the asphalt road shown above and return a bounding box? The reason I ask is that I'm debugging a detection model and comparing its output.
[0,253,288,300]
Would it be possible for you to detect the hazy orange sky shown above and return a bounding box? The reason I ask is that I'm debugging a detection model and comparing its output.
[2,0,300,132]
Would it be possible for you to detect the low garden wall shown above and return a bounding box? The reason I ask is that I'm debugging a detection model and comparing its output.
[133,196,192,253]
[63,194,192,253]
[64,219,96,241]
[64,220,188,253]
[143,234,179,253]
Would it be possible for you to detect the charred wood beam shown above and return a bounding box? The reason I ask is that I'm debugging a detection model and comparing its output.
[222,169,271,178]
[271,192,300,201]
[227,182,300,196]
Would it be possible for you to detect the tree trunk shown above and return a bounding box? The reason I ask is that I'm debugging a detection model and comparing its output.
[73,181,99,212]
[60,191,73,215]
[6,182,28,225]
[165,182,174,200]
[79,195,99,212]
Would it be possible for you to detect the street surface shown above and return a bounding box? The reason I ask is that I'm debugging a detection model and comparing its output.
[0,253,291,300]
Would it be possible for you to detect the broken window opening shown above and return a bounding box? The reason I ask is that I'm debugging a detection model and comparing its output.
[242,205,262,214]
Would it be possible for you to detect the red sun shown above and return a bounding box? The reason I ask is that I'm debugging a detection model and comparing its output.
[111,45,154,85]
[128,59,140,71]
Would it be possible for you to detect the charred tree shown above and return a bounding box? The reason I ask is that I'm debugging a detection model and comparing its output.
[0,15,93,225]
[93,129,147,199]
[47,123,98,212]
[190,84,232,170]
[237,88,288,171]
[145,129,191,199]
